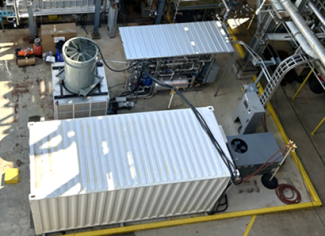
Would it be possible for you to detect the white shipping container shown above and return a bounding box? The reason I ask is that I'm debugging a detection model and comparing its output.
[29,107,233,235]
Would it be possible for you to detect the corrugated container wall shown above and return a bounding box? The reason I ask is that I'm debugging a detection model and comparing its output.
[28,107,233,235]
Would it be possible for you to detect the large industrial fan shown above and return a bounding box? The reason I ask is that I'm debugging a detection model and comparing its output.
[51,37,109,120]
[57,37,103,96]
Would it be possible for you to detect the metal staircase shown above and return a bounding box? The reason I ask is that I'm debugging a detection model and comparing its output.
[259,52,312,106]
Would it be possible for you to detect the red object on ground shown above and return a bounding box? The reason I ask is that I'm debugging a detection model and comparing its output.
[17,49,34,57]
[33,38,43,56]
[33,44,42,56]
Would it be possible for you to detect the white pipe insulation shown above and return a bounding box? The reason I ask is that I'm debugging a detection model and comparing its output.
[285,21,319,59]
[278,0,325,68]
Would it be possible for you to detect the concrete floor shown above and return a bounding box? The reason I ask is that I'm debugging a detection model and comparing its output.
[1,21,325,236]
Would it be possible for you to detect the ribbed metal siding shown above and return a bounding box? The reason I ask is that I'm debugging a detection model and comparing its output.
[29,107,232,234]
[30,178,229,234]
[119,21,234,60]
[13,0,97,17]
[32,0,95,9]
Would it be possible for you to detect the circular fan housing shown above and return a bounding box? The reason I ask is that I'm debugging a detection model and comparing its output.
[62,37,98,94]
[230,138,248,154]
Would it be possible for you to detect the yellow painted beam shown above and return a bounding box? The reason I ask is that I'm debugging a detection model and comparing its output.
[253,74,322,207]
[64,27,322,236]
[231,28,321,207]
[67,201,320,236]
[243,215,257,236]
[292,68,315,100]
[247,11,256,30]
[228,25,246,58]
[311,117,325,135]
[234,41,245,58]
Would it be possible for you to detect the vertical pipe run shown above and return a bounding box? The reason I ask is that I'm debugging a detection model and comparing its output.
[108,0,119,38]
[1,19,4,33]
[13,1,19,26]
[154,0,166,24]
[214,52,234,97]
[102,0,108,20]
[92,0,101,39]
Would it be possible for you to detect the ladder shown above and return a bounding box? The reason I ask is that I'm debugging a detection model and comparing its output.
[259,52,312,106]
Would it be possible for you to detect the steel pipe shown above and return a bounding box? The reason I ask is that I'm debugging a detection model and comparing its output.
[308,1,325,27]
[154,79,189,92]
[222,0,230,12]
[277,0,325,68]
[285,21,319,59]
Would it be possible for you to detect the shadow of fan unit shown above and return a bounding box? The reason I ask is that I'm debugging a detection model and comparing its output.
[227,132,283,177]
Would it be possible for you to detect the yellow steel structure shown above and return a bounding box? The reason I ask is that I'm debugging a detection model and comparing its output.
[247,11,256,30]
[290,67,325,135]
[64,29,321,236]
[292,68,315,100]
[311,117,325,135]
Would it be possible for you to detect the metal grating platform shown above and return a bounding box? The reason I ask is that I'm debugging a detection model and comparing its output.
[51,61,109,120]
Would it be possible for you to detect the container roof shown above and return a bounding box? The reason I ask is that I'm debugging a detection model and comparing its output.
[29,107,232,199]
[119,21,234,60]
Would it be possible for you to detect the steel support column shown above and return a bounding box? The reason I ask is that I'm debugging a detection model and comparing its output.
[154,0,166,24]
[214,52,234,96]
[102,0,108,20]
[243,11,275,63]
[108,0,119,38]
[28,4,35,40]
[297,0,309,12]
[233,1,277,79]
[92,0,101,39]
[0,18,4,32]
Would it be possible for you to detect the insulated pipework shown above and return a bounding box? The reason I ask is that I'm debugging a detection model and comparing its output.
[276,0,325,68]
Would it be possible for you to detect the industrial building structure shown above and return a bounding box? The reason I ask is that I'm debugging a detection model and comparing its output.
[1,1,325,236]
